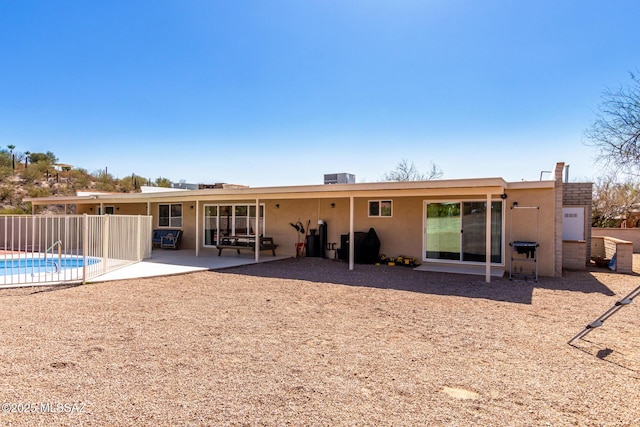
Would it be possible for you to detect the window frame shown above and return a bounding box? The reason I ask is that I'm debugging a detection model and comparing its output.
[158,203,183,228]
[368,200,393,217]
[98,206,115,215]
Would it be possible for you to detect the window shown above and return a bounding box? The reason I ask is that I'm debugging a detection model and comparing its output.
[203,204,265,246]
[159,203,182,227]
[98,206,115,215]
[369,200,392,217]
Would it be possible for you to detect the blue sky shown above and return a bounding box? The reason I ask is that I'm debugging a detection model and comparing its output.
[1,0,638,186]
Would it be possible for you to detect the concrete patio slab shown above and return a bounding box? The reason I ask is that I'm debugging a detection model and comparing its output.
[90,249,290,282]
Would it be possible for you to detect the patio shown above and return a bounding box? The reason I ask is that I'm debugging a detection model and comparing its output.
[90,248,290,282]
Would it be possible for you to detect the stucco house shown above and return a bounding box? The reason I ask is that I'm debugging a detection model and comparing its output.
[26,162,592,282]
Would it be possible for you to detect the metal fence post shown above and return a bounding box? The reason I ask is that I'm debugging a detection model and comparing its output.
[102,215,109,275]
[82,214,88,285]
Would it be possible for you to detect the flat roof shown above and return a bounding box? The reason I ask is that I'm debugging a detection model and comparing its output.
[25,176,558,206]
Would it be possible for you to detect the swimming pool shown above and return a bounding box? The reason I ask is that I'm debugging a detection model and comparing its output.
[0,256,100,276]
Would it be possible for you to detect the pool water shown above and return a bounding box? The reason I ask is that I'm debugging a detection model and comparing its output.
[0,257,99,275]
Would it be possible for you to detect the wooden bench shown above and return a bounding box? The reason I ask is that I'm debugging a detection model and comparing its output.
[216,236,278,256]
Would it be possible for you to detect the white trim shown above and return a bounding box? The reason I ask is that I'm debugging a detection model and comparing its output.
[201,203,266,248]
[367,199,393,217]
[158,203,183,228]
[422,198,505,267]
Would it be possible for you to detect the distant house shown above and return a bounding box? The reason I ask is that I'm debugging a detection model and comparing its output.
[26,162,592,281]
[53,163,73,172]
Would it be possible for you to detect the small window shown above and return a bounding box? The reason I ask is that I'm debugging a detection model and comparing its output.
[98,206,115,215]
[369,200,392,217]
[159,203,182,227]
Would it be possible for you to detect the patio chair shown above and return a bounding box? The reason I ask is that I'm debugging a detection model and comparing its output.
[160,230,183,249]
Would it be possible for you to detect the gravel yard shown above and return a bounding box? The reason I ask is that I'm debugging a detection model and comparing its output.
[0,257,638,426]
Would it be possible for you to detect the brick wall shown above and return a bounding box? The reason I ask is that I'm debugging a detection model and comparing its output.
[554,162,564,276]
[563,183,593,205]
[562,241,587,270]
[592,228,640,253]
[591,236,633,273]
[563,181,593,265]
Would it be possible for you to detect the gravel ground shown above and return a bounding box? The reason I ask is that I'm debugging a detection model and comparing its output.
[0,257,638,426]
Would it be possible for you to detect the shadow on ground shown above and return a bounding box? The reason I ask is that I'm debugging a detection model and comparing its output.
[219,258,616,304]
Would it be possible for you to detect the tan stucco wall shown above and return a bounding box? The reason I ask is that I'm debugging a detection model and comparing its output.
[75,204,147,216]
[504,187,556,277]
[261,198,350,258]
[263,190,557,278]
[258,197,425,260]
[55,182,559,277]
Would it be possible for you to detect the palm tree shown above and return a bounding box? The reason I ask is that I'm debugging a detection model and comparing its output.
[7,145,15,170]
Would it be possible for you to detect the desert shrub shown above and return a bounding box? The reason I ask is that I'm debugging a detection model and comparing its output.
[27,186,51,198]
[0,166,13,179]
[21,165,45,182]
[0,186,14,202]
[0,206,28,214]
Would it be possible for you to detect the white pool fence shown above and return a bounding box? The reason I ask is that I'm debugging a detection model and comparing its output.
[0,215,153,287]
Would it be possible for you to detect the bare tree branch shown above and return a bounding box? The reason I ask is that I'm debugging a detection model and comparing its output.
[592,171,640,227]
[585,72,640,174]
[382,159,443,181]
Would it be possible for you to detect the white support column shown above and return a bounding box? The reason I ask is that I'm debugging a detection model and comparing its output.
[195,200,200,257]
[485,193,492,283]
[255,198,260,263]
[349,196,354,271]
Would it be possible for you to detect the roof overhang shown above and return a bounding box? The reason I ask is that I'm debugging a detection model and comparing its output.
[25,177,555,206]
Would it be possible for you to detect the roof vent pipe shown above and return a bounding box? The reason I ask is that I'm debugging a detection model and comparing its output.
[564,165,570,183]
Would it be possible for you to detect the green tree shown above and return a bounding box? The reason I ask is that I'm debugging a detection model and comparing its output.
[28,151,58,165]
[155,177,172,188]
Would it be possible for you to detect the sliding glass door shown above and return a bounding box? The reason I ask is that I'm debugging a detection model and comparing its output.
[425,202,461,260]
[425,200,502,263]
[203,204,265,247]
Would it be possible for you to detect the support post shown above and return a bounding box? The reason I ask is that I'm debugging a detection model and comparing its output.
[136,215,142,262]
[82,214,88,285]
[255,198,260,263]
[486,193,492,283]
[195,200,200,257]
[102,214,109,274]
[349,196,354,271]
